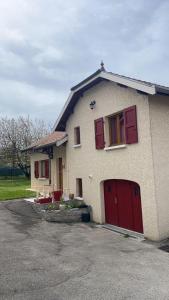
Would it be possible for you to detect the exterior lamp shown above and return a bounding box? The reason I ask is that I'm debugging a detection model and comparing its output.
[90,100,96,110]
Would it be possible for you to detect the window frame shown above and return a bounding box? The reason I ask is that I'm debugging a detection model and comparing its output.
[74,126,81,145]
[40,160,46,178]
[76,178,83,198]
[108,110,125,146]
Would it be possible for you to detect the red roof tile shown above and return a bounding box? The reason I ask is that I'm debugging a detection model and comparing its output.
[25,131,67,150]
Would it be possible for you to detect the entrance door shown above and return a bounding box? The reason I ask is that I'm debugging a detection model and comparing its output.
[58,158,63,190]
[104,180,143,233]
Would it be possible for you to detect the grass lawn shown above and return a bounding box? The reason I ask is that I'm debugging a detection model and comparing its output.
[0,177,36,201]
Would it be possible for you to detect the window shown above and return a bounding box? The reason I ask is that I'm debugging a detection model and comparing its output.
[74,126,81,145]
[76,178,83,198]
[34,160,49,179]
[94,105,138,149]
[108,112,125,146]
[40,160,46,178]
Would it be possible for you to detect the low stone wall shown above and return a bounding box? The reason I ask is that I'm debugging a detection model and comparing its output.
[32,202,60,213]
[31,201,90,223]
[42,208,82,222]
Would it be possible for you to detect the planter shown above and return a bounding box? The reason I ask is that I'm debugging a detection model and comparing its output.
[32,201,60,213]
[52,191,63,201]
[35,197,52,204]
[69,193,74,200]
[44,208,82,222]
[31,201,91,223]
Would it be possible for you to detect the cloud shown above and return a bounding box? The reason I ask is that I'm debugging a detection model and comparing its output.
[0,78,67,120]
[0,0,168,123]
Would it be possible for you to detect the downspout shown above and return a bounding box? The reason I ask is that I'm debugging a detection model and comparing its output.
[49,158,51,185]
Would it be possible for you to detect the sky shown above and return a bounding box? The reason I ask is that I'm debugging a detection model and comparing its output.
[0,0,169,123]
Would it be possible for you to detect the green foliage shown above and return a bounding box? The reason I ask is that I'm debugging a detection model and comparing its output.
[64,201,87,210]
[59,197,65,204]
[46,203,59,211]
[0,177,36,200]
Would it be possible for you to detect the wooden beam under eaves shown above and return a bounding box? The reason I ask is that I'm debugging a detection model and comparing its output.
[117,83,128,88]
[136,90,148,95]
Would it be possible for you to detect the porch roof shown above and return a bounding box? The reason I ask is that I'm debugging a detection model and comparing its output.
[24,131,67,151]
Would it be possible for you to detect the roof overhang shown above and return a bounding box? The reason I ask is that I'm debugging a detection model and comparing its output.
[54,69,169,131]
[56,135,68,147]
[22,135,67,153]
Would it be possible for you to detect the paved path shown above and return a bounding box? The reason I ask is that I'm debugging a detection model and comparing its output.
[0,200,169,300]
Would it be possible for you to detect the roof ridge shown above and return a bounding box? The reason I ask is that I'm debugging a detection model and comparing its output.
[107,71,169,90]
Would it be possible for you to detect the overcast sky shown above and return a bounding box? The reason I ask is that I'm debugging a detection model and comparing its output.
[0,0,169,123]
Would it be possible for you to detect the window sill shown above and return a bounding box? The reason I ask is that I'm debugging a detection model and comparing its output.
[73,144,81,148]
[104,144,126,151]
[38,177,49,180]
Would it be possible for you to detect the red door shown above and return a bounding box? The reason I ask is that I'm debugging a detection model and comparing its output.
[116,180,133,231]
[104,180,118,226]
[104,180,143,233]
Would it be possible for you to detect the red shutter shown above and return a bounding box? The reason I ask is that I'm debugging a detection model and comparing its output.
[34,161,39,178]
[94,118,105,149]
[45,160,49,178]
[124,105,138,144]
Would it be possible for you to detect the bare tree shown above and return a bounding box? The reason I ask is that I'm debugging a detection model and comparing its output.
[0,116,51,178]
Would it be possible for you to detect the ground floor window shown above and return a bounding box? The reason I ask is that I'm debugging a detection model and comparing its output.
[76,178,83,197]
[40,160,46,178]
[34,159,49,179]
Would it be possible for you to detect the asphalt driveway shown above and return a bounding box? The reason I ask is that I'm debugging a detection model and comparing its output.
[0,200,169,300]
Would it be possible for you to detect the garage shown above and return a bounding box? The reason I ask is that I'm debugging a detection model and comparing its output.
[104,180,143,233]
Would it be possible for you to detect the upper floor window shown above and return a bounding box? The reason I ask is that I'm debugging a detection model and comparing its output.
[94,105,138,149]
[108,112,125,146]
[74,126,81,145]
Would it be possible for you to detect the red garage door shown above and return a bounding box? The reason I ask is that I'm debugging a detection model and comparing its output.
[104,180,143,233]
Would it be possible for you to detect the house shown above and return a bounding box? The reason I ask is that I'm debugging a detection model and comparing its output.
[27,63,169,241]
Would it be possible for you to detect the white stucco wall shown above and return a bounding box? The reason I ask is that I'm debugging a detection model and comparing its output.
[149,95,169,240]
[31,152,49,194]
[31,145,67,195]
[65,80,159,240]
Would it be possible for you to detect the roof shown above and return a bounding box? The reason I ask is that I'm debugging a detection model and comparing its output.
[24,131,67,151]
[53,67,169,131]
[107,72,169,93]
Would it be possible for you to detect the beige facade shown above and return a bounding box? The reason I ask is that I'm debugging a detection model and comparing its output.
[149,95,169,240]
[30,70,169,241]
[64,81,159,240]
[31,145,67,195]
